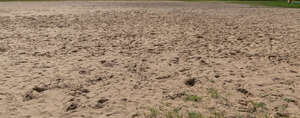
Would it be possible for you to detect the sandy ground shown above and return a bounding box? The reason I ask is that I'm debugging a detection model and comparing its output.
[0,1,300,118]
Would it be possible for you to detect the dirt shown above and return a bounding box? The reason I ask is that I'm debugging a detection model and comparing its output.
[0,1,300,118]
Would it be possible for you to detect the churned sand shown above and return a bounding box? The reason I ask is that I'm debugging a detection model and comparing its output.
[0,1,300,118]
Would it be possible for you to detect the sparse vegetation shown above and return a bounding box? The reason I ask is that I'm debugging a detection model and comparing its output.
[164,108,183,118]
[209,79,215,83]
[208,88,219,99]
[185,0,300,8]
[230,0,300,8]
[283,98,295,103]
[187,112,204,118]
[145,109,206,118]
[249,101,267,113]
[143,108,277,118]
[184,95,202,102]
[212,111,225,118]
[149,108,159,118]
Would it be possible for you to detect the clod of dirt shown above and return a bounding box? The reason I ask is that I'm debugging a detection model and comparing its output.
[121,98,128,102]
[23,91,39,101]
[100,60,115,67]
[0,47,7,52]
[236,88,252,96]
[276,112,290,117]
[224,79,233,83]
[100,60,106,64]
[241,75,245,78]
[179,68,190,72]
[23,92,34,101]
[166,92,186,100]
[280,80,294,85]
[79,70,88,75]
[170,57,180,64]
[131,113,139,118]
[70,88,90,96]
[66,103,78,112]
[284,98,297,104]
[200,60,209,65]
[94,98,109,109]
[272,77,282,81]
[96,77,103,81]
[32,86,48,93]
[80,89,90,93]
[0,42,8,53]
[185,78,196,87]
[155,75,171,80]
[238,100,248,106]
[98,98,109,104]
[87,76,104,85]
[290,70,298,73]
[196,35,204,38]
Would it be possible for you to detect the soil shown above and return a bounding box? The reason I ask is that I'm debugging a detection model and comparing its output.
[0,1,300,118]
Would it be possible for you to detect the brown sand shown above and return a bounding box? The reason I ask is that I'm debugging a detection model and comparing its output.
[0,1,300,118]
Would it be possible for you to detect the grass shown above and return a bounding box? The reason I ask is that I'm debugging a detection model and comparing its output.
[145,109,226,118]
[187,112,205,118]
[230,1,300,8]
[150,108,159,118]
[208,88,219,99]
[165,108,183,118]
[283,98,295,103]
[184,95,202,102]
[185,0,300,8]
[146,108,206,118]
[144,106,281,118]
[249,101,267,113]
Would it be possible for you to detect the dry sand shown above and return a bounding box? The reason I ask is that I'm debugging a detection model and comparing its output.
[0,1,300,118]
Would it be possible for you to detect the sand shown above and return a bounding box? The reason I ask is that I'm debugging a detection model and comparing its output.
[0,1,300,118]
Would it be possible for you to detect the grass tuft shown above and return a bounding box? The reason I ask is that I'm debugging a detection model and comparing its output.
[150,108,159,118]
[188,112,205,118]
[208,88,219,99]
[184,95,202,102]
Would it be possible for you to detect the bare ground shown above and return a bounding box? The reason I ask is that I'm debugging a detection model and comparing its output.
[0,1,300,118]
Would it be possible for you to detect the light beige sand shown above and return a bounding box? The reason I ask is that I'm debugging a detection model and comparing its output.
[0,1,300,118]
